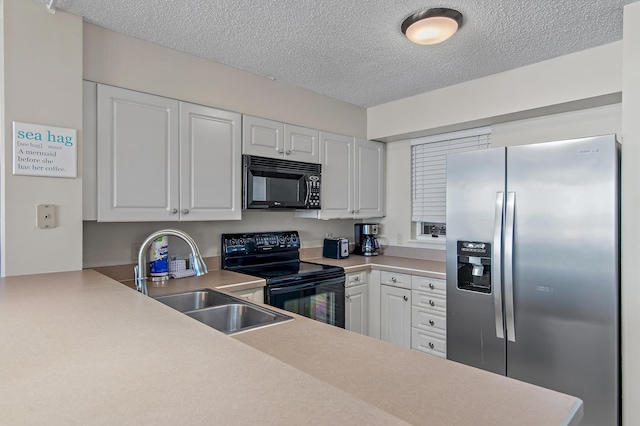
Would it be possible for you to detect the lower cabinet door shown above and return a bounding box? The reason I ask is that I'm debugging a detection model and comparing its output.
[380,285,411,348]
[345,283,369,335]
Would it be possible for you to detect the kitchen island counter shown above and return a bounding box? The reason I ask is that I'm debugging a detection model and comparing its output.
[1,269,582,425]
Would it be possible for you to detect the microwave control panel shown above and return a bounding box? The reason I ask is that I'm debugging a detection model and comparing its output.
[308,175,321,208]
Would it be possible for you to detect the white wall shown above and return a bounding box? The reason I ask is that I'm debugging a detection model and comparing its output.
[0,0,83,276]
[621,2,640,424]
[83,212,358,268]
[368,42,622,142]
[379,104,622,250]
[81,23,368,268]
[83,23,366,139]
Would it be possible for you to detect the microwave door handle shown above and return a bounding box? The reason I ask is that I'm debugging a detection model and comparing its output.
[304,178,311,205]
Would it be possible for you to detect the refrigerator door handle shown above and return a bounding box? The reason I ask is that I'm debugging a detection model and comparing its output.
[504,192,516,342]
[493,192,505,339]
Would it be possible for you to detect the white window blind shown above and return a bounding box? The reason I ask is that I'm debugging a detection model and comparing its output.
[411,127,491,223]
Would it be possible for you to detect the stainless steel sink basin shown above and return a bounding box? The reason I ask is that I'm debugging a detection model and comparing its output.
[153,288,292,335]
[186,303,291,334]
[153,289,234,313]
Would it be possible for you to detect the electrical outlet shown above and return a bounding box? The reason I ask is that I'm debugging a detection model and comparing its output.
[396,233,403,245]
[131,243,142,261]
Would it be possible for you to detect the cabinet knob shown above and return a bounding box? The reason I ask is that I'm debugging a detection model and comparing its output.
[182,209,189,214]
[171,208,178,214]
[351,210,355,213]
[356,209,360,213]
[285,150,291,155]
[429,320,435,326]
[278,149,285,154]
[403,295,408,302]
[354,276,359,281]
[346,295,351,301]
[428,342,435,349]
[391,277,397,283]
[429,283,435,290]
[429,300,435,306]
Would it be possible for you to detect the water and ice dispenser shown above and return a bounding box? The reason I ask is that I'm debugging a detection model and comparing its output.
[457,241,492,293]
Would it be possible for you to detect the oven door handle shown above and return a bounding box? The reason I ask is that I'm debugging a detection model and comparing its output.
[268,277,345,295]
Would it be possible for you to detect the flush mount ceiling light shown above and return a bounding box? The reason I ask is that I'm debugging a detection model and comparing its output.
[401,8,463,45]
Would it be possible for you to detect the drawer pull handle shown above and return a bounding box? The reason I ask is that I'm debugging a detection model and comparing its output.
[429,320,435,326]
[391,277,397,283]
[428,342,435,349]
[429,283,435,290]
[403,295,408,302]
[429,300,435,307]
[354,276,359,281]
[346,295,351,301]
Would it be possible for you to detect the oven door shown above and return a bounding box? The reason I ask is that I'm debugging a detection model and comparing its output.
[266,275,345,328]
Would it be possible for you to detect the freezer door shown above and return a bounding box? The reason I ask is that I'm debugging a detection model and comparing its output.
[505,135,619,426]
[446,147,506,375]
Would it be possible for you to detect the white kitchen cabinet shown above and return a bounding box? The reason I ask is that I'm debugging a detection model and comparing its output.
[317,132,354,218]
[410,276,447,358]
[380,284,411,348]
[354,138,385,218]
[310,132,384,219]
[96,84,241,221]
[179,102,242,221]
[242,115,319,163]
[345,271,369,335]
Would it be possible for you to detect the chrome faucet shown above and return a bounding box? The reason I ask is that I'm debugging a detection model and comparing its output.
[134,229,208,296]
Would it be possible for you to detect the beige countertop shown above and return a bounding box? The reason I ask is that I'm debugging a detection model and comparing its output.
[303,254,446,278]
[0,270,404,425]
[1,260,582,425]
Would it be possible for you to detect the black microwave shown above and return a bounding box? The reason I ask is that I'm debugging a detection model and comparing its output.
[242,155,321,210]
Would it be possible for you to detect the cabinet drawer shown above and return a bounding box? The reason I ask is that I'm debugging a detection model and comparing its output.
[411,306,446,335]
[411,276,446,297]
[412,328,446,358]
[380,271,411,289]
[411,291,446,314]
[346,271,367,287]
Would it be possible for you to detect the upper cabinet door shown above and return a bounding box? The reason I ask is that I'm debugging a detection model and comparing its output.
[97,85,180,221]
[179,103,242,221]
[242,115,284,159]
[284,124,319,163]
[354,139,385,218]
[319,131,354,218]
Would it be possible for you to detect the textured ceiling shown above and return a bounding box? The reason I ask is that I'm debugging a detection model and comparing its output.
[40,0,636,108]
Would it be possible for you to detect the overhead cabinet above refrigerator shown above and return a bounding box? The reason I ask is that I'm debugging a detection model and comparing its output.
[445,135,619,426]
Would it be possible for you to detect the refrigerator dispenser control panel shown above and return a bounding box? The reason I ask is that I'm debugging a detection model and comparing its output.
[457,241,492,294]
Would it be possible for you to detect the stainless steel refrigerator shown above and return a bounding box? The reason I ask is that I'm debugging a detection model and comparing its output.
[445,135,619,426]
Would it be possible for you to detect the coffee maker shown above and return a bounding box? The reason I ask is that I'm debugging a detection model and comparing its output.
[354,223,380,256]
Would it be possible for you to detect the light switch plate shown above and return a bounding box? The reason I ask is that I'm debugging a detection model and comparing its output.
[37,204,56,229]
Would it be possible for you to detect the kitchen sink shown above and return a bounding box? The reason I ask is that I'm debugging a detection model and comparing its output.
[153,289,234,313]
[186,303,290,334]
[153,289,292,335]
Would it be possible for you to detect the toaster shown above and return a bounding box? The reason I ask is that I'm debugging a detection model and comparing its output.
[323,238,350,259]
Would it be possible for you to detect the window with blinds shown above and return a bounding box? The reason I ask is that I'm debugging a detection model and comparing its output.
[411,128,491,228]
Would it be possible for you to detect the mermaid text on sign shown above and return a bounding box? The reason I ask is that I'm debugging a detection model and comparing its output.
[13,122,77,178]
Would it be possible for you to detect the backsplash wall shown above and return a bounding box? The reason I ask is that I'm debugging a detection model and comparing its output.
[83,211,360,268]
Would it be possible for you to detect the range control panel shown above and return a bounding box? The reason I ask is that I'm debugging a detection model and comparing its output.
[221,231,300,255]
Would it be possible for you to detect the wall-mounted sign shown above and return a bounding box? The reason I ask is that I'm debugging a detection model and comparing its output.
[13,121,77,178]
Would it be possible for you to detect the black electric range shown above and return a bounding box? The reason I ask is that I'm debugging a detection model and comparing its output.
[221,231,345,328]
